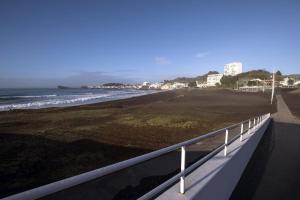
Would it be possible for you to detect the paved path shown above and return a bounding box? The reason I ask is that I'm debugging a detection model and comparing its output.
[231,95,300,200]
[272,95,300,124]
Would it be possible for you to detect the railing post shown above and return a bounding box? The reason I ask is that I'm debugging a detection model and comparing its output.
[248,120,251,134]
[240,123,244,142]
[254,118,256,130]
[180,146,186,194]
[224,129,228,156]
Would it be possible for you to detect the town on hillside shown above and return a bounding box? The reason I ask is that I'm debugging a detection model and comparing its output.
[84,62,300,91]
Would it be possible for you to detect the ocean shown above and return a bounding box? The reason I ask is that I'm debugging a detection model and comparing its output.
[0,88,157,111]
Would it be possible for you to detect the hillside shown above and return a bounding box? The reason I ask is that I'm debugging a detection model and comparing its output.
[167,71,219,83]
[286,74,300,80]
[237,70,271,80]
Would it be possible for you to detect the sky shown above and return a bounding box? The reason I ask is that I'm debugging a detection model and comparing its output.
[0,0,300,87]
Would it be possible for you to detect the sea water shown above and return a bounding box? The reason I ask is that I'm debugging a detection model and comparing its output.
[0,88,157,111]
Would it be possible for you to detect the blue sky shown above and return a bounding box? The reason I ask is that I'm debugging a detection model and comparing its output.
[0,0,300,87]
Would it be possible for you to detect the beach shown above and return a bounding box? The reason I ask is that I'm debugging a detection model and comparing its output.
[0,88,276,197]
[281,88,300,118]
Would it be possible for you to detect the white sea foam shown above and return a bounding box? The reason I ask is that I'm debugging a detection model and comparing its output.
[0,94,110,110]
[0,90,156,111]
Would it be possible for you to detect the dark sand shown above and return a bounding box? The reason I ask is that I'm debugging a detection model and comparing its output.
[281,88,300,118]
[0,89,276,197]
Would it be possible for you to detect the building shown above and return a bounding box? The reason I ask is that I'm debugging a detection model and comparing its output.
[207,74,223,87]
[280,77,295,87]
[196,81,207,88]
[149,82,163,89]
[171,82,188,89]
[224,62,243,76]
[161,83,172,90]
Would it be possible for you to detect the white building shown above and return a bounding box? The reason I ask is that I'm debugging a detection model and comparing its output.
[149,82,163,89]
[224,62,243,76]
[196,81,207,88]
[207,74,223,87]
[280,77,295,86]
[160,82,188,90]
[171,82,188,89]
[142,81,150,86]
[161,83,172,90]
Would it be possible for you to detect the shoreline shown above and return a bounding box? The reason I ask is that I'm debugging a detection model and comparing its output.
[0,89,161,112]
[0,88,276,197]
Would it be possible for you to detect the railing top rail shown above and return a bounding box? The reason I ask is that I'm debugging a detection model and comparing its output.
[3,113,270,200]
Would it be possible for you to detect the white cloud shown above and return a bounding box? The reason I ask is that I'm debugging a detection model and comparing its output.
[195,51,210,58]
[155,56,171,65]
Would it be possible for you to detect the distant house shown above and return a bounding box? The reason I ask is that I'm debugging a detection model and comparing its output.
[171,82,188,89]
[161,83,172,90]
[224,62,243,76]
[196,81,207,88]
[280,77,295,87]
[207,74,223,86]
[142,82,150,86]
[149,82,163,89]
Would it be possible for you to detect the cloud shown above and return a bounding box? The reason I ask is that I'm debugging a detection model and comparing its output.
[195,51,210,58]
[155,56,171,65]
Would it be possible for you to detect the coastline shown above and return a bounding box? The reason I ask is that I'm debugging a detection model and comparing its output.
[0,88,276,197]
[0,88,159,111]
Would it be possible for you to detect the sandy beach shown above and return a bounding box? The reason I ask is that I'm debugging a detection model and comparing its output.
[0,88,276,197]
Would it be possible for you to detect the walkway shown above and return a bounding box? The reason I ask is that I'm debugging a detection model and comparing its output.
[231,95,300,200]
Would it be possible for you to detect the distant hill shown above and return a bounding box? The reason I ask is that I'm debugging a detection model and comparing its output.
[165,69,297,87]
[167,71,219,84]
[237,70,271,80]
[57,85,72,89]
[286,74,300,80]
[103,83,124,86]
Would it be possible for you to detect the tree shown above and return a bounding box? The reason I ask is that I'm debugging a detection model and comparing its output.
[275,70,282,76]
[220,76,238,88]
[215,83,221,87]
[188,81,197,87]
[288,79,295,86]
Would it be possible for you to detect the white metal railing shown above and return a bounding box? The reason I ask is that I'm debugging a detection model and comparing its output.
[3,113,271,200]
[140,113,270,199]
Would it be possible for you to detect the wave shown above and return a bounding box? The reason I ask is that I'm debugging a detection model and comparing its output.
[0,90,157,111]
[0,94,110,110]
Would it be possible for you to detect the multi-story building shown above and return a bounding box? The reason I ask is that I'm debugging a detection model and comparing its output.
[224,62,242,76]
[207,74,223,86]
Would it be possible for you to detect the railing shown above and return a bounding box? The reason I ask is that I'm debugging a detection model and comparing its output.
[4,113,271,200]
